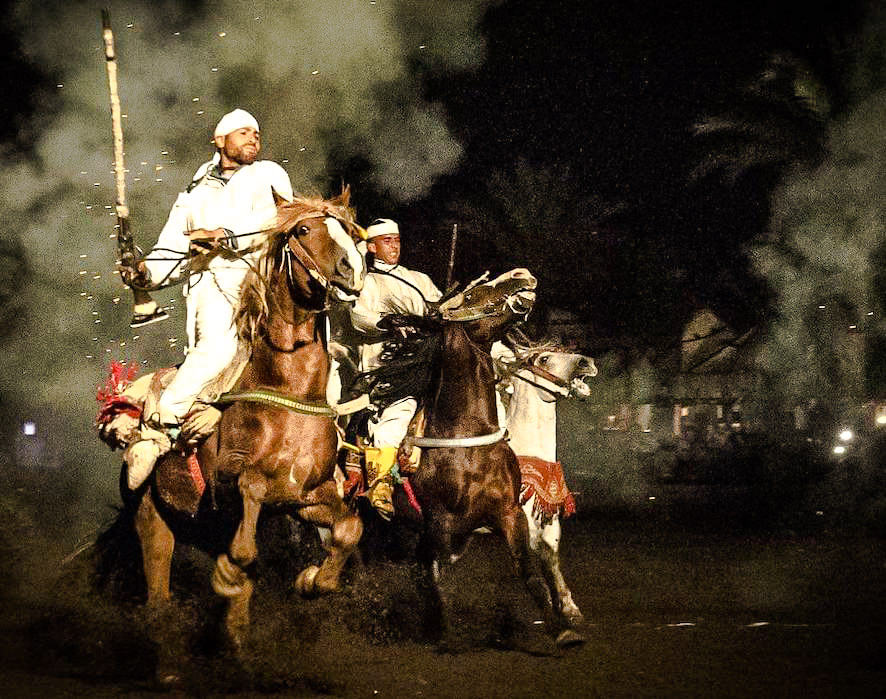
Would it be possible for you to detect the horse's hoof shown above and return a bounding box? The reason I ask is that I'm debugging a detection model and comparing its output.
[294,564,321,598]
[556,628,585,648]
[212,553,246,597]
[156,668,182,688]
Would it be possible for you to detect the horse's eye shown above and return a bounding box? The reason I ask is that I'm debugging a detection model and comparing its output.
[298,225,310,236]
[539,355,549,365]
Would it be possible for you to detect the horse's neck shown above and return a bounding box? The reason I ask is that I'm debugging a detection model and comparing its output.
[242,311,329,401]
[430,325,498,433]
[507,375,557,461]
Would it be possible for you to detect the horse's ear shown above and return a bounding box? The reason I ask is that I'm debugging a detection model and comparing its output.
[271,188,289,208]
[335,184,352,208]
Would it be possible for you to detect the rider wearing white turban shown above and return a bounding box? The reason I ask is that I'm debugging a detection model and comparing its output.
[350,218,442,519]
[213,108,260,139]
[124,108,294,490]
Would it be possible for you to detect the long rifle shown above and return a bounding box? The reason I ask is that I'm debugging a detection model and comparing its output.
[102,9,167,327]
[445,223,458,291]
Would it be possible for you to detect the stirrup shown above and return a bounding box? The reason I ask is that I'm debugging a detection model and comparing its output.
[368,480,394,521]
[131,306,169,328]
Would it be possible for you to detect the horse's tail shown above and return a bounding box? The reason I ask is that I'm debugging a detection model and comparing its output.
[91,484,146,606]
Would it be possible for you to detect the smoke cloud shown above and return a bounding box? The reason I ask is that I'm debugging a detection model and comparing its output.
[0,0,496,547]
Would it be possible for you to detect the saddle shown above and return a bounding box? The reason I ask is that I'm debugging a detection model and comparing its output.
[96,348,249,514]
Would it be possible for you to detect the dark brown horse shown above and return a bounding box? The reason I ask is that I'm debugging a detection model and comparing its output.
[405,269,582,648]
[127,193,366,659]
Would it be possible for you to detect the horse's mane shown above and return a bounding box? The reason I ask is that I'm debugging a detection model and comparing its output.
[500,329,569,368]
[236,193,358,345]
[348,312,443,411]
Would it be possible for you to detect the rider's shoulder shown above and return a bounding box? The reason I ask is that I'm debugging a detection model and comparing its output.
[189,160,215,184]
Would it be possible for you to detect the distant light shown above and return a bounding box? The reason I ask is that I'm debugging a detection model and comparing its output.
[23,421,36,436]
[833,445,846,455]
[838,429,853,442]
[648,496,656,501]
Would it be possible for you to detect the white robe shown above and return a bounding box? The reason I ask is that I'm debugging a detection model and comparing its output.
[143,159,293,424]
[350,261,442,447]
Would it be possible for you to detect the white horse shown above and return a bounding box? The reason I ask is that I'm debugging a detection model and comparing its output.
[494,342,597,628]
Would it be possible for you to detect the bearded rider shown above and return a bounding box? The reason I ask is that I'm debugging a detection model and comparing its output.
[350,218,442,519]
[122,108,294,490]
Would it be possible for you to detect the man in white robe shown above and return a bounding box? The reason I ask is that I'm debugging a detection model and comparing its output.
[124,108,294,489]
[350,219,442,518]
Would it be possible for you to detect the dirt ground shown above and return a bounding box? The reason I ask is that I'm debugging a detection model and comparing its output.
[1,492,885,698]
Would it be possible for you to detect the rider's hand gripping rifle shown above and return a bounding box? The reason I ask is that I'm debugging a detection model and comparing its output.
[102,9,168,328]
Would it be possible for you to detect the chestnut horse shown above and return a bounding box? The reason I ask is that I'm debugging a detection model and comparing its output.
[126,194,366,659]
[403,269,582,648]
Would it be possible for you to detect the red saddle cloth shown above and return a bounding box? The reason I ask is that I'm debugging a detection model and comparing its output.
[95,362,206,514]
[517,455,576,521]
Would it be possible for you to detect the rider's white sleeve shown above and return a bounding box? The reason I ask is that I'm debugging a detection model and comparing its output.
[143,192,192,285]
[350,273,383,333]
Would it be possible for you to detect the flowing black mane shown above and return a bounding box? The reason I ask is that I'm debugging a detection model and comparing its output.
[348,312,442,411]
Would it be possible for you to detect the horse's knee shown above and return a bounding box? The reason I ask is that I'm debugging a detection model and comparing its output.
[332,512,363,551]
[212,553,250,598]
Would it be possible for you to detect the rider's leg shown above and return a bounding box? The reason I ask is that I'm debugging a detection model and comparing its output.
[366,398,416,519]
[125,273,240,490]
[364,445,399,520]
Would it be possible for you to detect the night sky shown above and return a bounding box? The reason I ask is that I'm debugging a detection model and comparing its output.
[0,0,879,544]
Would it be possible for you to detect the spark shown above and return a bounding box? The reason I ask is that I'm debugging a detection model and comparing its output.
[218,31,227,38]
[56,84,63,88]
[311,70,319,75]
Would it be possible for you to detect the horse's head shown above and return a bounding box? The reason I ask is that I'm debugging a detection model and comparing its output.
[274,189,366,304]
[524,349,598,402]
[438,268,537,344]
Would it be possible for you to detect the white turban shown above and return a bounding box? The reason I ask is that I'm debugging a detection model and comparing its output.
[366,218,400,239]
[214,108,260,138]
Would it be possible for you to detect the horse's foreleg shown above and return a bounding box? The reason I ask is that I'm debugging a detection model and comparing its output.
[296,481,362,597]
[211,470,265,650]
[537,515,584,628]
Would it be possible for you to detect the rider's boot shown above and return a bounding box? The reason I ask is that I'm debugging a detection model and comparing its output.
[364,446,398,521]
[123,425,173,490]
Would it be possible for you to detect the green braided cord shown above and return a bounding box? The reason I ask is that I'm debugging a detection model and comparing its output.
[215,389,336,417]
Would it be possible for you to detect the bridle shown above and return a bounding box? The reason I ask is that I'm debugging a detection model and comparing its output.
[280,212,340,295]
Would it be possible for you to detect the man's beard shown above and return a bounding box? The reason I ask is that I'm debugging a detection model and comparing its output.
[226,144,258,165]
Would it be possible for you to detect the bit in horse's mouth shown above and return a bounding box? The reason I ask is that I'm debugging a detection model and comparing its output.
[509,290,536,315]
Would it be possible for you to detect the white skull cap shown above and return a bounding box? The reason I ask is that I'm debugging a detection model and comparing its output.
[214,108,260,138]
[366,218,400,239]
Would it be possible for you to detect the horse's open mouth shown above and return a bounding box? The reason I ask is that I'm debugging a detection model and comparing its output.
[508,289,536,316]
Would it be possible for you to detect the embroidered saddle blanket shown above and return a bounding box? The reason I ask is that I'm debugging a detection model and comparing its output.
[517,455,576,522]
